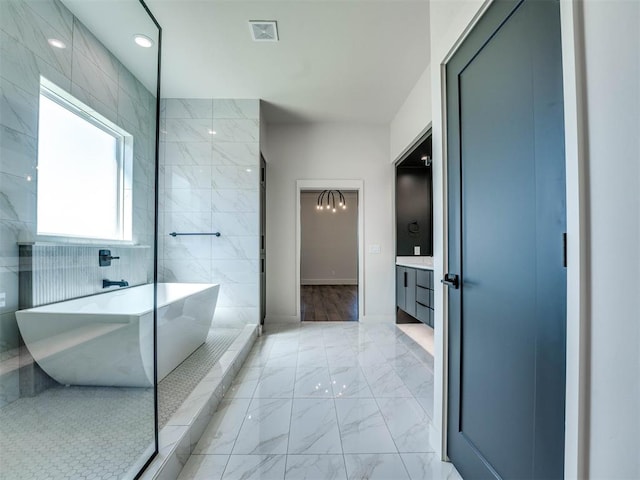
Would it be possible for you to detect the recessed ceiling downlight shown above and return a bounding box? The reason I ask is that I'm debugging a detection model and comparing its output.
[249,21,279,42]
[47,38,66,49]
[133,34,153,48]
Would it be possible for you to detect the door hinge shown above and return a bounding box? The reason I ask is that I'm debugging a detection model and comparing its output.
[563,232,567,268]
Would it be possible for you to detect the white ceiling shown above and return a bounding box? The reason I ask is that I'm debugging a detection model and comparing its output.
[147,0,430,124]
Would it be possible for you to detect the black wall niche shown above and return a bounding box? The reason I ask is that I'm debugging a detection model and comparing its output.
[396,167,433,256]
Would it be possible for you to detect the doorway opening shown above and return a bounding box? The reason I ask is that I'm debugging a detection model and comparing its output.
[296,180,365,321]
[299,190,359,321]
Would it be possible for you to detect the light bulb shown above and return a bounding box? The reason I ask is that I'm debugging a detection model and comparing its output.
[332,208,336,213]
[133,34,154,48]
[342,205,347,209]
[339,201,343,206]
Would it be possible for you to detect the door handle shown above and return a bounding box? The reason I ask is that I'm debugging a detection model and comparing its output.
[404,271,407,288]
[442,273,460,289]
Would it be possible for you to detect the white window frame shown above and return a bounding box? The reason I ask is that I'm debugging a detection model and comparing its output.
[36,78,133,243]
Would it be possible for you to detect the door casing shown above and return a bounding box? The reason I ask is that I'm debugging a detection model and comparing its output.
[295,179,364,322]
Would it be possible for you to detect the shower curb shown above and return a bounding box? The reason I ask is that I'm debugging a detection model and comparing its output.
[140,324,259,480]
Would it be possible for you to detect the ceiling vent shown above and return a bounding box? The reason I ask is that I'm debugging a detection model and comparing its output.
[249,21,279,42]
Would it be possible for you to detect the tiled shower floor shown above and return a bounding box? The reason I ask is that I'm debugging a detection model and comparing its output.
[177,322,463,480]
[0,328,241,480]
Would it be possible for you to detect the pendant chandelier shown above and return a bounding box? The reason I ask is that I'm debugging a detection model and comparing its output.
[316,190,347,213]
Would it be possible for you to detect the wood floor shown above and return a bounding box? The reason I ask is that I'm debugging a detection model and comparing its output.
[301,285,358,321]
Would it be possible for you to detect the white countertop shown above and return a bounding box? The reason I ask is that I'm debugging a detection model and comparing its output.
[396,256,434,271]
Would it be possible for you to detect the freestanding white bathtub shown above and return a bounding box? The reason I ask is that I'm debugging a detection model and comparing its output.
[15,283,219,388]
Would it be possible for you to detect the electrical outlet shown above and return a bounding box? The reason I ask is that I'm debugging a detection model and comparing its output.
[368,244,381,254]
[414,246,421,255]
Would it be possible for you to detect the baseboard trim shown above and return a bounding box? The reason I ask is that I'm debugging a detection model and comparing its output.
[301,279,358,285]
[265,315,299,324]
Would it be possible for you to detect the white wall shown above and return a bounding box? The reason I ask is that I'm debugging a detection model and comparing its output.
[300,191,358,284]
[265,123,394,323]
[389,64,432,163]
[581,1,639,478]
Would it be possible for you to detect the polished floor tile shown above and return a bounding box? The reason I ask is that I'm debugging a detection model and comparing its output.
[288,398,342,454]
[334,398,397,453]
[178,454,228,480]
[232,398,292,454]
[222,454,286,480]
[344,453,410,480]
[193,398,251,454]
[177,322,463,479]
[285,455,347,480]
[293,367,333,398]
[400,453,464,480]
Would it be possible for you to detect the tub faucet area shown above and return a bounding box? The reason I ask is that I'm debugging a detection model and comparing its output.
[103,279,129,288]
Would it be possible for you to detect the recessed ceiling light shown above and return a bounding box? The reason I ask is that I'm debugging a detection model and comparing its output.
[133,34,153,48]
[47,38,66,49]
[208,130,217,135]
[249,21,279,42]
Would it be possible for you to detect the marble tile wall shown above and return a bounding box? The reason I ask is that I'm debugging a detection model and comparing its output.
[0,0,157,406]
[159,99,260,328]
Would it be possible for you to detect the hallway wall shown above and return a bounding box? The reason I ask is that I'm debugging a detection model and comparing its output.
[265,123,394,323]
[300,191,358,285]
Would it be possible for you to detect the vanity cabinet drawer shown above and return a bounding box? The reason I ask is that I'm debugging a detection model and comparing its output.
[416,286,431,307]
[416,269,432,288]
[416,303,432,325]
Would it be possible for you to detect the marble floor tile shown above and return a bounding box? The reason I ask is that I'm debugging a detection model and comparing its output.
[329,366,374,398]
[284,455,347,480]
[288,398,342,454]
[177,323,437,480]
[400,453,463,480]
[325,347,360,368]
[396,367,434,399]
[253,367,296,398]
[334,398,397,454]
[265,350,299,368]
[344,454,410,480]
[193,399,251,454]
[376,397,433,453]
[297,346,328,368]
[222,454,286,480]
[177,454,228,480]
[361,364,413,398]
[226,367,261,399]
[232,398,292,454]
[293,367,333,398]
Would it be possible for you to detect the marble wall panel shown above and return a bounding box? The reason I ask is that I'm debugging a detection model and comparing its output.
[159,98,260,327]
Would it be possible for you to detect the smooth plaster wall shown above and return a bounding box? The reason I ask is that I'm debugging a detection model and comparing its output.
[581,1,639,477]
[300,191,358,285]
[265,123,394,323]
[389,63,432,163]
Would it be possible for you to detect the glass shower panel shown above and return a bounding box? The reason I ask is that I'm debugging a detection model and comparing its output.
[0,0,160,478]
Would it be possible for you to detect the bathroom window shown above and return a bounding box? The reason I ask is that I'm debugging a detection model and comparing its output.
[37,80,132,241]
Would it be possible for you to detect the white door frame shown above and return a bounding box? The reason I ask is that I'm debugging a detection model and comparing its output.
[296,179,364,322]
[436,0,588,477]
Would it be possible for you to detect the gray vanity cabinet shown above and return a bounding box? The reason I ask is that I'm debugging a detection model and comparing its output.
[397,265,434,327]
[396,266,416,317]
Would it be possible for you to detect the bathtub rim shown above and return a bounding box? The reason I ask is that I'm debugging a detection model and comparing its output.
[15,282,220,318]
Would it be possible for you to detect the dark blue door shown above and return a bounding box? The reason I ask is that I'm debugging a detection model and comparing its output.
[445,1,567,478]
